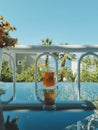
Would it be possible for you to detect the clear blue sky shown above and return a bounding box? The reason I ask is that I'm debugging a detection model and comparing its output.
[0,0,98,45]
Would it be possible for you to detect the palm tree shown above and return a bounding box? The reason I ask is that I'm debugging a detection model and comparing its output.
[41,38,52,45]
[41,38,52,67]
[59,43,76,81]
[59,53,76,81]
[59,43,76,67]
[60,52,76,67]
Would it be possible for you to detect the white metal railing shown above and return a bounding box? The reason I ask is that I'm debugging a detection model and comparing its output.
[8,45,98,101]
[0,45,97,130]
[9,45,98,53]
[35,52,58,103]
[0,45,96,102]
[0,52,16,104]
[77,52,98,100]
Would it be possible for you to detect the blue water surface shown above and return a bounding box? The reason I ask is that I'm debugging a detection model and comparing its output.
[1,82,97,130]
[1,82,98,103]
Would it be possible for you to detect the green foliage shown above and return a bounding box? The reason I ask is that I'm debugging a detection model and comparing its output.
[16,57,43,82]
[80,56,98,82]
[0,59,13,82]
[1,53,98,83]
[16,64,35,82]
[16,57,34,82]
[58,67,76,82]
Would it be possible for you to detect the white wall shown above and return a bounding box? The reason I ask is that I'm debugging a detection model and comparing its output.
[71,60,78,74]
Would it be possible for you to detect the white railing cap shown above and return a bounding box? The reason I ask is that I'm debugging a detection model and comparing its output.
[6,44,98,53]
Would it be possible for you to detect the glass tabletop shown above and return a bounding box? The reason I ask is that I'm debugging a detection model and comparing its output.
[3,108,94,130]
[65,110,98,130]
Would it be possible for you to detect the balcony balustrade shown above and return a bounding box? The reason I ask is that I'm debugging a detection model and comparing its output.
[0,45,98,130]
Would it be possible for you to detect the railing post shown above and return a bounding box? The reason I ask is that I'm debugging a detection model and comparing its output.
[1,52,16,104]
[34,52,58,105]
[77,52,98,100]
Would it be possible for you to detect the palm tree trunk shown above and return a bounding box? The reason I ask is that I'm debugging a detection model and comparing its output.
[61,59,65,67]
[45,55,49,67]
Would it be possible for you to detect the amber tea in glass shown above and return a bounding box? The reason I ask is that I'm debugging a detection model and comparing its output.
[43,71,55,87]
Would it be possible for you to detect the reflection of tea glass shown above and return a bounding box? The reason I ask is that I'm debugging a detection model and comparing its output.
[43,88,56,110]
[43,67,56,110]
